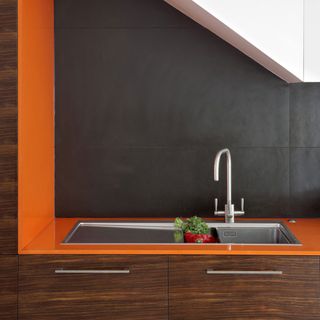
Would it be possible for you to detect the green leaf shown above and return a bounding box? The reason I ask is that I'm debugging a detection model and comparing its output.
[174,216,210,235]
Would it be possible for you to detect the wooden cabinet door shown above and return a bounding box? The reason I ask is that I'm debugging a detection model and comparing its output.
[0,255,18,320]
[19,255,168,320]
[169,255,320,320]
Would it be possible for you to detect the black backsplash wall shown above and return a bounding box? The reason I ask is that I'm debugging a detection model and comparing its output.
[55,0,320,218]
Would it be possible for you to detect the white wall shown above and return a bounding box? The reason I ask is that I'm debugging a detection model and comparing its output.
[304,0,320,82]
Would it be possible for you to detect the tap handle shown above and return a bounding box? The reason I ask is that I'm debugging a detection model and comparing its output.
[241,198,245,212]
[214,198,218,212]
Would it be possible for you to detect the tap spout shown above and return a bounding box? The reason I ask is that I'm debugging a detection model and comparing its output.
[214,148,232,205]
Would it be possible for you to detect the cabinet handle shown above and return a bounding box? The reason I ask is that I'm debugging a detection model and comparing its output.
[206,269,282,275]
[55,269,130,274]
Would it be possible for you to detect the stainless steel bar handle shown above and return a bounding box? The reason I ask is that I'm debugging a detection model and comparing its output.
[55,269,130,274]
[206,269,282,275]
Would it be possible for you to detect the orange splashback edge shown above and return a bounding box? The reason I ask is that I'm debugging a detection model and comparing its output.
[18,0,55,252]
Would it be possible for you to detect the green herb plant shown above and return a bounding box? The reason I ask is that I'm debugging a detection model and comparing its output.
[175,216,210,234]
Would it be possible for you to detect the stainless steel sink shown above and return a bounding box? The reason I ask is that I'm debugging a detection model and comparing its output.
[62,221,184,244]
[62,220,300,245]
[212,222,300,245]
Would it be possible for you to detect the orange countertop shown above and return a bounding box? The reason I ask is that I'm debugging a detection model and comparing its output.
[19,217,320,255]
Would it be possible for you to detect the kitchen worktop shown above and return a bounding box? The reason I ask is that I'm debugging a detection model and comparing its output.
[20,217,320,255]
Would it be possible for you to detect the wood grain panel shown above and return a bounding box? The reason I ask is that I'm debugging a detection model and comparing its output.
[0,255,18,319]
[0,0,17,253]
[169,255,320,320]
[19,255,168,320]
[0,0,16,32]
[0,179,17,253]
[0,32,16,72]
[0,145,17,178]
[0,108,17,144]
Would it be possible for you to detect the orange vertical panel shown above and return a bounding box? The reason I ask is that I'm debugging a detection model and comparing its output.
[18,0,55,251]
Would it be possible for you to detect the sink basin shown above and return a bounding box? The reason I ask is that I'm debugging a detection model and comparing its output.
[212,222,300,245]
[62,220,300,245]
[62,221,184,244]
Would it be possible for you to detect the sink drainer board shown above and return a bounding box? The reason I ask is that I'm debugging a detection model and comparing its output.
[62,221,301,245]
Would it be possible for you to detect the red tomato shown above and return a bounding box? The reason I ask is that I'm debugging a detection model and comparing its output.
[184,232,216,243]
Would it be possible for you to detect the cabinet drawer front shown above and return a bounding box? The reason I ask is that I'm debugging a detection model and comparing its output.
[19,255,168,320]
[169,255,320,320]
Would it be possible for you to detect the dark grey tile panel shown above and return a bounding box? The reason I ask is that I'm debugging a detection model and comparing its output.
[55,0,196,29]
[55,147,289,218]
[289,148,320,217]
[290,83,320,147]
[55,28,289,149]
[55,147,213,217]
